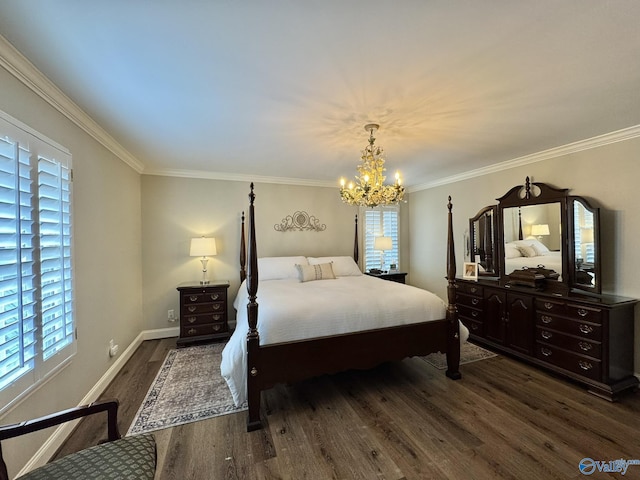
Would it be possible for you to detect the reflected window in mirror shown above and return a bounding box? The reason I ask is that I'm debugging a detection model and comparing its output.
[572,198,599,292]
[469,206,498,276]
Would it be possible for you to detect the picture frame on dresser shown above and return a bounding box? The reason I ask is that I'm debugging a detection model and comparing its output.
[463,262,478,280]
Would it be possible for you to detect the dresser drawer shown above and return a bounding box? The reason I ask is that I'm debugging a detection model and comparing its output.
[535,344,602,382]
[181,301,225,315]
[457,282,483,296]
[536,326,602,358]
[536,313,602,340]
[182,290,226,304]
[456,292,483,308]
[536,299,568,315]
[566,304,603,324]
[182,312,225,326]
[181,322,227,338]
[458,303,483,320]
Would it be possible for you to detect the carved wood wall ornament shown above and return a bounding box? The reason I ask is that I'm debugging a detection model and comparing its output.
[274,211,327,232]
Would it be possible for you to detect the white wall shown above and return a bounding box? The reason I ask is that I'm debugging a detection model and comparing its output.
[0,67,143,478]
[407,137,640,373]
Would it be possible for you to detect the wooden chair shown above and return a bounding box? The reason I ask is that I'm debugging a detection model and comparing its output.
[0,399,156,480]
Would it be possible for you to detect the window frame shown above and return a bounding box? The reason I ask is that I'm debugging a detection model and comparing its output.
[0,110,76,415]
[360,205,400,273]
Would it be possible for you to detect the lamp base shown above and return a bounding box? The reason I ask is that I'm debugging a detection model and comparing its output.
[199,279,210,285]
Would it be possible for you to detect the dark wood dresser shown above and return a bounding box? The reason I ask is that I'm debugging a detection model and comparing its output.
[456,278,638,400]
[177,281,230,347]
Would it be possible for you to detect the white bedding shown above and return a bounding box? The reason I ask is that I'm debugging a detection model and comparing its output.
[221,275,468,406]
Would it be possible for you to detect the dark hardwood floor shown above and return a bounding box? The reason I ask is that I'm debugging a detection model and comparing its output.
[54,338,640,479]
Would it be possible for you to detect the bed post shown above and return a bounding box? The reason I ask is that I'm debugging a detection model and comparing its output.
[246,184,262,431]
[445,196,462,380]
[240,211,246,283]
[353,214,359,263]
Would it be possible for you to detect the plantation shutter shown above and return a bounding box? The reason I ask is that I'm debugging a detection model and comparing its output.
[361,206,400,272]
[0,111,75,411]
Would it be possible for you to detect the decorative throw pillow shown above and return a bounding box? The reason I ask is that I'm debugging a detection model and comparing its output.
[517,245,537,258]
[504,244,522,259]
[307,256,362,276]
[295,262,336,282]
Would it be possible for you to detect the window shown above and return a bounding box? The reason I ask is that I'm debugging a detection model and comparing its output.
[361,206,400,272]
[0,111,75,413]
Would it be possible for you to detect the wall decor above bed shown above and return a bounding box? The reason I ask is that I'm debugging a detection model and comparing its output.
[274,210,327,232]
[461,177,638,401]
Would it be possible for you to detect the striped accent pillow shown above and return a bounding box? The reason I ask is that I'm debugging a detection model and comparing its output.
[295,262,336,282]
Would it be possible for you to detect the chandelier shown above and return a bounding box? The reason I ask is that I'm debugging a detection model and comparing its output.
[339,123,405,208]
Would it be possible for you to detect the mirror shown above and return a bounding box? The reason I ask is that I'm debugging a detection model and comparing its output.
[468,178,601,295]
[569,197,601,293]
[502,203,563,280]
[469,206,498,276]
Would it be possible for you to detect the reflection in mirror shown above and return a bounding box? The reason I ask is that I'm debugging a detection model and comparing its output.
[502,202,563,280]
[573,199,597,290]
[470,207,497,276]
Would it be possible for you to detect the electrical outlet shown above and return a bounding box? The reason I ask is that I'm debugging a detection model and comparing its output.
[168,309,175,321]
[108,339,119,358]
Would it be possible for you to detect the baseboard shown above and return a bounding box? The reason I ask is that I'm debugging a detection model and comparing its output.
[17,327,179,477]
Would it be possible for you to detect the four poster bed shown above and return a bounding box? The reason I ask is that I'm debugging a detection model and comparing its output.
[221,183,464,431]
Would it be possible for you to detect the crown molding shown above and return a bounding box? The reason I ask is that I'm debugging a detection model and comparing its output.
[143,167,338,188]
[0,35,145,173]
[408,124,640,193]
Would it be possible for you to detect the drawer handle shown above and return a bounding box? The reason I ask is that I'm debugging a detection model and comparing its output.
[577,308,588,317]
[578,360,593,371]
[579,324,593,334]
[544,302,554,310]
[212,314,221,321]
[541,347,552,357]
[189,295,198,302]
[212,304,221,311]
[470,323,479,331]
[470,287,478,293]
[541,331,552,340]
[471,298,480,306]
[541,315,552,324]
[471,310,479,318]
[187,316,196,324]
[188,306,197,313]
[188,328,197,335]
[211,294,219,300]
[578,341,592,352]
[213,324,221,331]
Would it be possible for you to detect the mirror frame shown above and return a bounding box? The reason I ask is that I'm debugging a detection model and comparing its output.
[469,205,499,277]
[468,177,602,294]
[568,195,601,294]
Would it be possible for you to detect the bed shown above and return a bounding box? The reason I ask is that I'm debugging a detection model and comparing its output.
[224,183,464,431]
[504,239,563,278]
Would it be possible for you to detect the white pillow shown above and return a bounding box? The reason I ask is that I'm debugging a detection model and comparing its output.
[504,244,522,259]
[307,256,362,276]
[258,256,309,280]
[512,238,549,254]
[296,262,336,282]
[517,245,537,258]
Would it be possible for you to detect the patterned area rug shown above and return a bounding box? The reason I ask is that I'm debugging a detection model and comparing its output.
[420,342,497,369]
[127,343,246,436]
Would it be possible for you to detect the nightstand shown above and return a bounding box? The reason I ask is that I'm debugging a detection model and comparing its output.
[177,281,230,347]
[365,272,407,284]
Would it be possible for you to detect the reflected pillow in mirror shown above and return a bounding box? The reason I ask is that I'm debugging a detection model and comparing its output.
[505,244,522,259]
[517,245,537,258]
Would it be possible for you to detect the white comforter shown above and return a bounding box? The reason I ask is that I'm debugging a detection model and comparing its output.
[505,251,562,277]
[221,275,468,406]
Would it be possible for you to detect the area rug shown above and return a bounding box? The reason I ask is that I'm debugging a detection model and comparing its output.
[127,343,246,436]
[420,342,497,370]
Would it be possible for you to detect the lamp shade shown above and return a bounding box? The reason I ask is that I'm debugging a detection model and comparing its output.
[530,224,550,236]
[190,237,217,257]
[374,236,393,251]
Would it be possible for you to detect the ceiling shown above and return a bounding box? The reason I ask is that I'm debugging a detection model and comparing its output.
[1,1,640,188]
